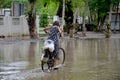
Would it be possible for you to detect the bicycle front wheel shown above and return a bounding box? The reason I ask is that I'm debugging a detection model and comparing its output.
[56,48,65,65]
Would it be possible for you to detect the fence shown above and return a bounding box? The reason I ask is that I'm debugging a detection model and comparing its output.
[0,16,29,37]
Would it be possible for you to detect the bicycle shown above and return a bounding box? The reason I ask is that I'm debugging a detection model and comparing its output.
[41,40,65,72]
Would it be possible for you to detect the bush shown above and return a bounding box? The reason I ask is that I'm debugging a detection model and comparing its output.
[39,13,48,28]
[63,25,67,32]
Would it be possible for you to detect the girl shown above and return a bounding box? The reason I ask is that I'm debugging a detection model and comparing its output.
[44,21,62,67]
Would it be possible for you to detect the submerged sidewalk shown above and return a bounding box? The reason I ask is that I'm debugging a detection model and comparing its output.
[0,31,120,42]
[63,31,120,39]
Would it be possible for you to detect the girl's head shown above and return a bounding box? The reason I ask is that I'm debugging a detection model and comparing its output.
[53,21,60,27]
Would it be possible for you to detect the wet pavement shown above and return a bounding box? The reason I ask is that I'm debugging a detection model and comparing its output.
[0,32,120,80]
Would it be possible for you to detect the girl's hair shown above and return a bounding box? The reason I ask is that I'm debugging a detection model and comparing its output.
[53,21,60,26]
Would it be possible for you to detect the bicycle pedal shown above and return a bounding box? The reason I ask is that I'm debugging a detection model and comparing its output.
[53,67,59,70]
[53,66,59,70]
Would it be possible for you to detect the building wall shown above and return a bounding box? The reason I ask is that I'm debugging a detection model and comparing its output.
[0,16,29,37]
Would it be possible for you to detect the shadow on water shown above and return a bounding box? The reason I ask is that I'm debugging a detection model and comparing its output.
[0,38,120,80]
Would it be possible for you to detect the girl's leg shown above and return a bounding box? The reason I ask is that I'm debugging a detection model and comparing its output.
[54,42,59,59]
[53,42,59,68]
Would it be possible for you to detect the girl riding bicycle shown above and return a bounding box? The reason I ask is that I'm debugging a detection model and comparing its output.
[44,21,62,68]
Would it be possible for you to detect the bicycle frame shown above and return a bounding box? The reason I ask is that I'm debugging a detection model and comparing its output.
[41,41,65,72]
[41,48,55,70]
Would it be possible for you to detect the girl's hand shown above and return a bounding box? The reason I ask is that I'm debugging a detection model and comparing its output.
[59,29,63,37]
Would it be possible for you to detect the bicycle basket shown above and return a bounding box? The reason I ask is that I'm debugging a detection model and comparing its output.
[43,39,55,52]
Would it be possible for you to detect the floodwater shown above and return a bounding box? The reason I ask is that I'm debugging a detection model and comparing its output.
[0,38,120,80]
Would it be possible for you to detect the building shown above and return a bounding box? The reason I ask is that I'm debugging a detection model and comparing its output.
[11,2,25,16]
[103,6,120,30]
[0,8,11,16]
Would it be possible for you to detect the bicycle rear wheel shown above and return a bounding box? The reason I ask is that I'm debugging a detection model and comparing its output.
[41,59,49,72]
[41,48,65,71]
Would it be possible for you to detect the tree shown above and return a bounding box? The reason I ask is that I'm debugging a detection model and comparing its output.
[0,0,11,8]
[39,12,48,28]
[36,0,59,16]
[82,0,89,36]
[61,0,65,29]
[54,0,73,34]
[72,0,89,36]
[27,0,38,39]
[88,0,120,31]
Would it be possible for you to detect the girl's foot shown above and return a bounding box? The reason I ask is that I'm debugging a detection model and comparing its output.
[53,58,60,70]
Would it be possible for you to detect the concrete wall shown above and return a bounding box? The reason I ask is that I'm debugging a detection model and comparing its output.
[0,16,29,37]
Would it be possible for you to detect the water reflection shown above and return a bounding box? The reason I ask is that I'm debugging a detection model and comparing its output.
[0,38,120,80]
[28,42,39,69]
[63,38,120,80]
[0,40,42,79]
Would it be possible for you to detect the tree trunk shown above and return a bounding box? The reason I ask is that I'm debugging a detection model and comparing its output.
[61,0,65,29]
[82,0,88,36]
[69,7,79,38]
[27,3,38,39]
[73,7,79,25]
[64,0,73,34]
[108,3,113,23]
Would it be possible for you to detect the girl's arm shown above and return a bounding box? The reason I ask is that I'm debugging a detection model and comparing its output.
[44,27,50,33]
[57,26,62,37]
[58,27,62,34]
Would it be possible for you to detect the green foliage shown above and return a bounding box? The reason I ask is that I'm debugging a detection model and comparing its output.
[39,13,49,28]
[104,30,111,38]
[75,23,79,33]
[105,21,110,28]
[63,25,67,32]
[88,0,120,25]
[93,26,99,32]
[65,0,73,23]
[0,0,26,8]
[11,0,26,2]
[72,0,85,13]
[28,0,36,3]
[0,0,11,8]
[104,21,111,38]
[36,0,58,16]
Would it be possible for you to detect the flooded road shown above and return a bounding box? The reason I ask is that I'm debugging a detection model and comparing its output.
[0,38,120,80]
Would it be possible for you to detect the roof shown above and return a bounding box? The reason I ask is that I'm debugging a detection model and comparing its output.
[108,8,120,14]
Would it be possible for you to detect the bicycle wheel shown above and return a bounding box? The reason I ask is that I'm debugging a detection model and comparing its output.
[41,59,49,72]
[41,50,49,72]
[56,48,65,65]
[41,48,65,71]
[41,61,44,71]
